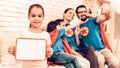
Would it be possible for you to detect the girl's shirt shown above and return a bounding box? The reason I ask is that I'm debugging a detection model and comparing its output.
[19,30,51,68]
[20,30,51,45]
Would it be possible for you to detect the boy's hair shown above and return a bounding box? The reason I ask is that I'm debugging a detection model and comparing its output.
[47,19,63,32]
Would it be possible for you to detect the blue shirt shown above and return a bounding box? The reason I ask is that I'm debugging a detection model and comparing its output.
[64,24,79,51]
[52,28,65,52]
[78,17,105,51]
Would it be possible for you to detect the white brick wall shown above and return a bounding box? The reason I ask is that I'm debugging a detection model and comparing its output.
[0,0,83,57]
[0,0,120,66]
[0,0,83,31]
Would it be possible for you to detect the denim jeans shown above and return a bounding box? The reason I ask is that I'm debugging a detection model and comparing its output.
[49,52,82,68]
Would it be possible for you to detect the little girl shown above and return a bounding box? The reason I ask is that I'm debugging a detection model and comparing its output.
[8,4,53,68]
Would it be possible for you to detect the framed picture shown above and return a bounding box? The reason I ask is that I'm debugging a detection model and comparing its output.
[15,38,46,60]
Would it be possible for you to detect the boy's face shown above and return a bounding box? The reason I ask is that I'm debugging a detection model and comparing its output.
[57,22,66,29]
[28,7,44,28]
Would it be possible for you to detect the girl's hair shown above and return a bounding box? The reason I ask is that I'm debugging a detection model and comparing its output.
[28,4,44,27]
[28,4,44,16]
[47,19,63,32]
[64,8,73,14]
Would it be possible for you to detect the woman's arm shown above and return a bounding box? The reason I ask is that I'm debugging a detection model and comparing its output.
[96,2,111,23]
[65,21,83,31]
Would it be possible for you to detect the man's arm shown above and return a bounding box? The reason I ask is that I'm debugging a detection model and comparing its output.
[96,2,111,23]
[74,26,80,46]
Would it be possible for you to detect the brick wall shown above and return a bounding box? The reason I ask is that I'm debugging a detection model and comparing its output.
[0,0,120,65]
[0,0,83,56]
[0,0,83,31]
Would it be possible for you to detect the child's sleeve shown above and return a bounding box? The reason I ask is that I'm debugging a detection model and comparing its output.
[46,32,52,46]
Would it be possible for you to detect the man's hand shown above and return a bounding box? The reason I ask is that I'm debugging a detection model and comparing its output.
[75,25,80,36]
[101,3,111,16]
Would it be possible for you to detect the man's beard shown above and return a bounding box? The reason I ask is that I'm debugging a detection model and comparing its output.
[80,15,87,21]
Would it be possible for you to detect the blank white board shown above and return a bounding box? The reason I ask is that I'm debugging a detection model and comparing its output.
[16,38,46,60]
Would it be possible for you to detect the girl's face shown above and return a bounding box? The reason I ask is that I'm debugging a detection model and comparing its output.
[64,9,74,21]
[28,7,44,28]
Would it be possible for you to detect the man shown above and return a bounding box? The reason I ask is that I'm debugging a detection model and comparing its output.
[75,2,119,68]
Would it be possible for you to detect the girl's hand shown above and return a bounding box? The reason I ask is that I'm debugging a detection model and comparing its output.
[46,48,53,58]
[8,46,16,56]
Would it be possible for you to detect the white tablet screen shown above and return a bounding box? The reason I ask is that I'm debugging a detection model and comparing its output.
[16,38,46,60]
